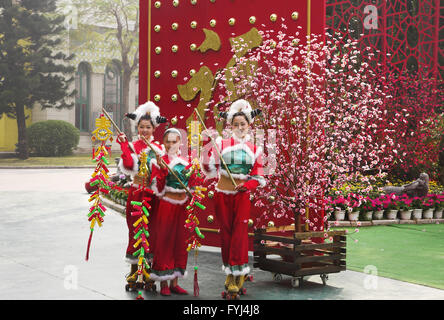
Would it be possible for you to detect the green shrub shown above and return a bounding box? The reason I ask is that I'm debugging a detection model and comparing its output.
[27,120,80,156]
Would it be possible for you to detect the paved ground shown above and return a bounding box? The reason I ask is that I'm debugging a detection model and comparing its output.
[1,168,444,300]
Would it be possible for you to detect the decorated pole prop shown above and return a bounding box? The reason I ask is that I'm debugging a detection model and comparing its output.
[99,108,153,293]
[99,108,155,298]
[193,108,238,188]
[101,107,136,153]
[86,114,113,261]
[100,109,207,296]
[185,114,207,296]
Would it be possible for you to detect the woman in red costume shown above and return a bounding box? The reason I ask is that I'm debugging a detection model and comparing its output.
[149,128,203,296]
[116,101,166,286]
[201,99,265,295]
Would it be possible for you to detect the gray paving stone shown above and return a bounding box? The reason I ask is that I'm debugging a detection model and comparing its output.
[1,168,443,300]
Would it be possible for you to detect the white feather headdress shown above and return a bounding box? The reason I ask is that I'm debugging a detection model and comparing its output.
[127,101,166,127]
[220,99,261,124]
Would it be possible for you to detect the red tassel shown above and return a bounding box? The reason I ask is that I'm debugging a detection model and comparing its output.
[193,267,199,297]
[85,229,94,261]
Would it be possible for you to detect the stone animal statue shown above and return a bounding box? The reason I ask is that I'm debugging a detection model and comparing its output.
[383,172,429,198]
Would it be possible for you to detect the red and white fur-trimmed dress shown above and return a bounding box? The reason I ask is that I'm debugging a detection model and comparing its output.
[117,135,164,264]
[201,134,266,276]
[148,154,202,281]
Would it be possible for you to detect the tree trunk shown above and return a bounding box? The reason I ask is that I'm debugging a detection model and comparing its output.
[122,70,132,139]
[15,103,29,160]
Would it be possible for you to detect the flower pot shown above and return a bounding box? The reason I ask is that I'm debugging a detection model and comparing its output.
[334,210,345,221]
[423,208,434,219]
[373,210,384,220]
[362,211,373,221]
[348,211,359,221]
[400,210,412,220]
[412,209,423,220]
[434,209,443,219]
[386,209,398,220]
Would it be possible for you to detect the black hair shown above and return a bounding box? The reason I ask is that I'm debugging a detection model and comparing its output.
[138,114,155,127]
[219,107,262,124]
[125,113,167,127]
[231,111,250,124]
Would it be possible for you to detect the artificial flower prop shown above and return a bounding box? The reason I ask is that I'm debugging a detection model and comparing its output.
[85,114,113,261]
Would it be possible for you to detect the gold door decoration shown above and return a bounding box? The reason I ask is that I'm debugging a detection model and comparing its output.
[178,27,263,134]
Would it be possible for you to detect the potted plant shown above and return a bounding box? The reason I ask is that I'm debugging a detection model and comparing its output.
[347,193,361,221]
[397,194,413,220]
[433,193,444,219]
[359,197,374,221]
[422,196,435,219]
[411,197,424,219]
[330,195,348,221]
[383,193,399,220]
[371,197,384,220]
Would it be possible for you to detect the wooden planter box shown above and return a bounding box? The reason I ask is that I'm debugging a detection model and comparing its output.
[253,226,346,287]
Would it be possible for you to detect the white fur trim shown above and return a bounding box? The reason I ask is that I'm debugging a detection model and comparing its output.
[149,158,156,172]
[151,177,166,198]
[118,154,139,177]
[222,265,251,276]
[232,134,252,144]
[215,187,238,195]
[254,146,263,162]
[201,154,218,179]
[227,99,253,124]
[214,136,222,150]
[143,144,164,156]
[161,195,189,205]
[164,185,187,194]
[220,169,250,180]
[153,155,189,169]
[134,101,162,127]
[135,135,154,143]
[167,155,189,168]
[125,256,139,265]
[149,270,188,282]
[251,175,266,188]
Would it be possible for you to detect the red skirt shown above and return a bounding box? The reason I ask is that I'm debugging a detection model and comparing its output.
[149,197,190,281]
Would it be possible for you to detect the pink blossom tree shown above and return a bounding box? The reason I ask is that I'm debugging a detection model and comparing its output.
[212,27,397,232]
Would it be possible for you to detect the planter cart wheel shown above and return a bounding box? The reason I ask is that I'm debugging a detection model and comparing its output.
[272,273,282,282]
[291,277,303,288]
[144,281,157,292]
[320,274,328,286]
